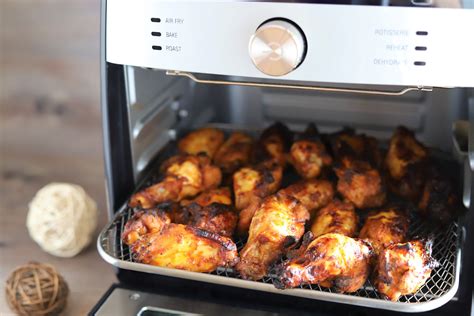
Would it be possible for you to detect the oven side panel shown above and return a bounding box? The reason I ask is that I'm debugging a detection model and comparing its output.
[101,0,134,216]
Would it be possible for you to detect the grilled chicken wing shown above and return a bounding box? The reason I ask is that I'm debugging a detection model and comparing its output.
[178,127,225,158]
[129,155,222,208]
[418,175,458,224]
[386,126,428,180]
[331,129,383,168]
[214,132,254,174]
[289,124,332,179]
[274,233,373,292]
[130,223,239,272]
[359,208,409,254]
[234,162,283,235]
[310,200,357,238]
[374,239,438,301]
[253,122,293,167]
[121,208,172,246]
[236,193,310,280]
[279,179,334,216]
[233,162,283,211]
[335,159,386,209]
[179,188,237,237]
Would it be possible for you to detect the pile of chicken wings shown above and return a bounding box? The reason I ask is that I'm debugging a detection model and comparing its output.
[122,123,459,301]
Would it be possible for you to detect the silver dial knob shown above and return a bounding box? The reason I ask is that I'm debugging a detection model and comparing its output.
[249,19,306,77]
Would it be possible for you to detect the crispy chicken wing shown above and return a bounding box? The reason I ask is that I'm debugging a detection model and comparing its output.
[121,208,172,246]
[374,239,438,301]
[418,175,458,224]
[234,162,283,235]
[310,200,357,238]
[214,132,254,174]
[386,126,428,180]
[178,188,237,237]
[335,159,386,209]
[233,162,283,211]
[279,179,334,216]
[331,129,382,168]
[130,223,239,272]
[235,193,310,280]
[359,208,409,254]
[253,122,293,167]
[387,167,425,201]
[178,127,225,158]
[129,155,221,208]
[274,233,373,292]
[289,124,332,179]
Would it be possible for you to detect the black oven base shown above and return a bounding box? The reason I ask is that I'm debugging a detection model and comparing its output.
[89,267,472,316]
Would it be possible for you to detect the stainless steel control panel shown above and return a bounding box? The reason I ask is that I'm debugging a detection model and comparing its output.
[106,0,474,87]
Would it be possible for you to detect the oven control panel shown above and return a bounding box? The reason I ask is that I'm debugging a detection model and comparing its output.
[106,0,474,87]
[249,19,306,76]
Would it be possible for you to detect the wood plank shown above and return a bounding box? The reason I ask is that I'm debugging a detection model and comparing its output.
[1,1,117,314]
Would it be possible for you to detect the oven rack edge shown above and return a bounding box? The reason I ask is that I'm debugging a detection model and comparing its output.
[97,203,462,313]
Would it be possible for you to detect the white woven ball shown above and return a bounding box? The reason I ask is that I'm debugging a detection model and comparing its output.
[27,183,98,257]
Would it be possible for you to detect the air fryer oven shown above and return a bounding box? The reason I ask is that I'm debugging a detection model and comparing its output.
[93,0,474,315]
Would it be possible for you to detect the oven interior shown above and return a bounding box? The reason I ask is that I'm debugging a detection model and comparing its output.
[98,62,474,315]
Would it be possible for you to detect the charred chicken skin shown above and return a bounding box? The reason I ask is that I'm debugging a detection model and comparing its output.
[335,159,386,209]
[310,200,358,238]
[236,193,310,280]
[179,188,237,237]
[418,175,458,224]
[359,208,409,255]
[274,233,373,292]
[385,126,428,181]
[289,123,332,179]
[331,129,383,168]
[279,179,334,216]
[214,132,254,174]
[129,155,222,208]
[130,223,239,272]
[374,239,438,301]
[178,127,225,159]
[253,122,293,167]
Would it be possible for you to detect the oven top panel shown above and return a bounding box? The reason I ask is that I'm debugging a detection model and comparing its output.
[106,0,474,87]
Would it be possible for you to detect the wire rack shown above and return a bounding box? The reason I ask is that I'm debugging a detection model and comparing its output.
[99,202,461,310]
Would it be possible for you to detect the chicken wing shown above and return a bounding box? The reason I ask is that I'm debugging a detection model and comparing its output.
[233,162,283,211]
[310,200,357,238]
[214,132,254,174]
[121,208,172,246]
[385,126,428,180]
[279,179,334,216]
[359,208,409,254]
[418,175,458,224]
[178,188,238,237]
[178,127,225,158]
[253,122,293,167]
[235,193,310,280]
[130,223,239,272]
[335,159,386,209]
[330,129,382,168]
[129,155,221,208]
[289,124,332,179]
[274,233,373,292]
[374,239,438,301]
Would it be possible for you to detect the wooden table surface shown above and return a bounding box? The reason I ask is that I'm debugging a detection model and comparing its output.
[1,1,116,314]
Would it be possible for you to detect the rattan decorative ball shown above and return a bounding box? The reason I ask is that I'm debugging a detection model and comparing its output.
[27,182,98,257]
[5,262,69,316]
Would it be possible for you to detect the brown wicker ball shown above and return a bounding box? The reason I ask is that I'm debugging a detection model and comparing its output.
[5,262,69,316]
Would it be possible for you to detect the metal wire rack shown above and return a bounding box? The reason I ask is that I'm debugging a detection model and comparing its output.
[99,200,461,312]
